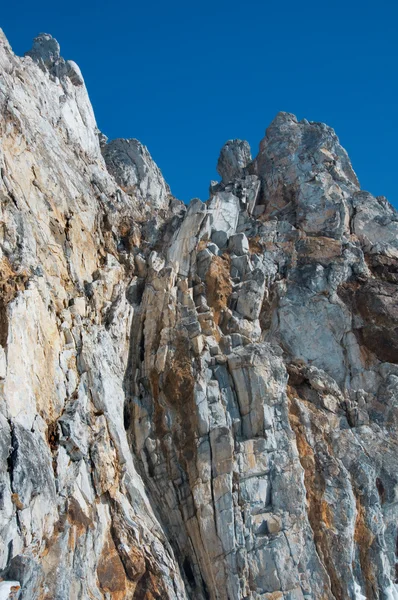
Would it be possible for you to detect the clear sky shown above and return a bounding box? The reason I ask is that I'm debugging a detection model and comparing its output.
[2,0,397,205]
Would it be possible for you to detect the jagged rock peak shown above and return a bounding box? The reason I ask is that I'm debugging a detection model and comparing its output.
[248,110,362,238]
[24,32,84,86]
[217,139,252,183]
[102,138,172,211]
[259,110,360,189]
[25,32,60,67]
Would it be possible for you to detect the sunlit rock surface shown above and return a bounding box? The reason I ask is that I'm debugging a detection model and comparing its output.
[0,30,398,600]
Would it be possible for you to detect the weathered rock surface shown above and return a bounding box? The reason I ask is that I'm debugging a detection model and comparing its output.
[102,138,172,211]
[0,30,398,600]
[217,140,252,184]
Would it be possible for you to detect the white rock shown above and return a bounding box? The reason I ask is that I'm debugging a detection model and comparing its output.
[0,346,6,379]
[0,582,21,600]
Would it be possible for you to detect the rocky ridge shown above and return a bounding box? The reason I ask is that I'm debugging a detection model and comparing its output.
[0,31,398,600]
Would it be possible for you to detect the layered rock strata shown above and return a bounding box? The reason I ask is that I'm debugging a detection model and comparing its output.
[0,31,398,600]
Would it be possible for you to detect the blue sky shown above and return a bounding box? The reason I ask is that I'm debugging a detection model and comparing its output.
[2,0,397,205]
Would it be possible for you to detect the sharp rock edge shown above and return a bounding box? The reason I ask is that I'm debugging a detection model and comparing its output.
[0,29,398,600]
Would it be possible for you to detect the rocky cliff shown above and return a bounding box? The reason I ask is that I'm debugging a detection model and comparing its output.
[0,31,398,600]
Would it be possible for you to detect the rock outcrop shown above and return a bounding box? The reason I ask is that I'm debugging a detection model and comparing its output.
[0,30,398,600]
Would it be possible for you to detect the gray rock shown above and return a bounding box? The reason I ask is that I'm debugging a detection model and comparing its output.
[236,269,266,321]
[352,191,398,257]
[217,139,252,183]
[229,232,249,256]
[252,111,360,238]
[207,242,220,255]
[1,29,398,600]
[25,33,60,68]
[231,254,252,279]
[168,198,207,276]
[208,190,240,237]
[102,138,171,210]
[211,229,228,248]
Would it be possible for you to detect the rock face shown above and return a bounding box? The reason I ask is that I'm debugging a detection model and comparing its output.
[0,30,398,600]
[217,140,252,183]
[102,138,172,211]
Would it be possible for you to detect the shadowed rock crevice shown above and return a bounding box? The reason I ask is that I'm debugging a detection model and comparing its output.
[338,278,398,364]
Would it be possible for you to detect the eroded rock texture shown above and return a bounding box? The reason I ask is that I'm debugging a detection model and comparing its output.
[0,30,397,600]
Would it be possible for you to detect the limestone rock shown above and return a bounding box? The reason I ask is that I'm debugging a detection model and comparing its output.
[65,60,84,86]
[352,191,398,257]
[229,232,249,256]
[252,111,360,238]
[1,29,398,600]
[25,32,60,68]
[208,190,240,238]
[102,137,171,210]
[217,139,252,183]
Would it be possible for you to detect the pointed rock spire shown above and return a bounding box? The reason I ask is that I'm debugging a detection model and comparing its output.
[25,33,60,68]
[217,139,252,184]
